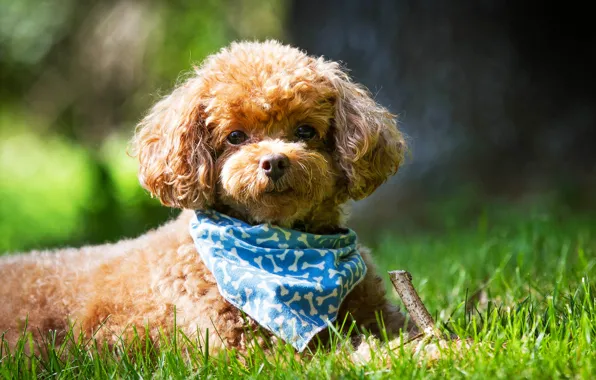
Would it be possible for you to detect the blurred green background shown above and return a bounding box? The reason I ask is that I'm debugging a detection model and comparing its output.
[1,0,594,252]
[0,0,287,251]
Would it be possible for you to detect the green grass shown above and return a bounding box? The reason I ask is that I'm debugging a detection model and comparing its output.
[1,206,595,379]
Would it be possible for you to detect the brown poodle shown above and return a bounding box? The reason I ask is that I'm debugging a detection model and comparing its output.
[0,41,412,354]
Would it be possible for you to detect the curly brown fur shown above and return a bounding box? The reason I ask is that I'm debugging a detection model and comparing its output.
[0,40,412,355]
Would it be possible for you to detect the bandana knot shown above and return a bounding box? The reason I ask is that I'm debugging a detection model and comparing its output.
[189,209,367,351]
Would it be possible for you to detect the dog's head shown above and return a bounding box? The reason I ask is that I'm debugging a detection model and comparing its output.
[131,41,405,227]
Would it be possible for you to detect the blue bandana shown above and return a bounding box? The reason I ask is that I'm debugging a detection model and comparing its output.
[189,209,367,352]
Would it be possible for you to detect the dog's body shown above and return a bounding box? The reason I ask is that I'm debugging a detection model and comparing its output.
[0,211,407,352]
[0,41,411,353]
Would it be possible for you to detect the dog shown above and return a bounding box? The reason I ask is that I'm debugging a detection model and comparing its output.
[0,40,412,355]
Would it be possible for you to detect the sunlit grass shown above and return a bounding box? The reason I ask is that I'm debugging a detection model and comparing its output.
[1,209,594,378]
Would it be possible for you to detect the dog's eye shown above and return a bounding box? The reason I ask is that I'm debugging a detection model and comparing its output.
[295,125,317,140]
[227,130,248,145]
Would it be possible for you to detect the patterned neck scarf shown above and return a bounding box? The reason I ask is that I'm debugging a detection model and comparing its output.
[189,209,367,352]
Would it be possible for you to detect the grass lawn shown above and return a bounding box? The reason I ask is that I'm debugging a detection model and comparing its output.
[1,204,595,379]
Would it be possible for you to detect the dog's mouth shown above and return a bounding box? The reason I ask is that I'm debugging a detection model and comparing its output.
[263,178,296,196]
[264,187,294,195]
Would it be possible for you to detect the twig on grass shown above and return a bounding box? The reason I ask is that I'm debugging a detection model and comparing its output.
[388,270,443,340]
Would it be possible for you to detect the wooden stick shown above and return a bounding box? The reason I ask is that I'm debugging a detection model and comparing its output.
[388,270,442,339]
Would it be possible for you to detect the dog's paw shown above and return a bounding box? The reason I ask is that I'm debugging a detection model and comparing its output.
[350,334,471,366]
[350,335,406,365]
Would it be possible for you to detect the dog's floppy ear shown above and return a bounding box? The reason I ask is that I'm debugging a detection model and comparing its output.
[321,61,406,200]
[131,75,215,209]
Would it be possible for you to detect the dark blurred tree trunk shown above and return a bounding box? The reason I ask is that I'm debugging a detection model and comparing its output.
[287,0,596,225]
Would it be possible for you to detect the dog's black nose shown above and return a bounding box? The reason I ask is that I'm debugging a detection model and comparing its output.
[260,153,290,181]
